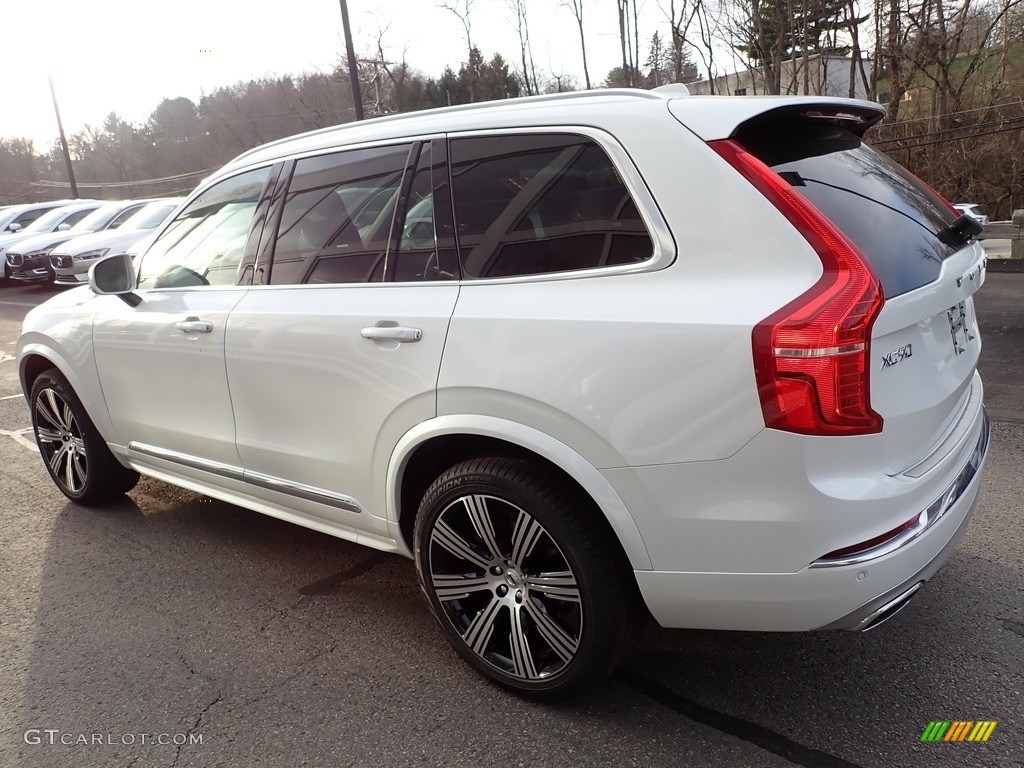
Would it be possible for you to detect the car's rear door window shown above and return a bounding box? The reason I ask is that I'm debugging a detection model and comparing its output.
[269,144,412,285]
[449,133,653,279]
[735,120,958,297]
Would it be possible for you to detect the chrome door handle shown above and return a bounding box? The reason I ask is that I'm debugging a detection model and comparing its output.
[176,316,214,334]
[360,326,422,342]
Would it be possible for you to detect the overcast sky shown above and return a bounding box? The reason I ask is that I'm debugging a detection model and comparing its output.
[2,0,689,151]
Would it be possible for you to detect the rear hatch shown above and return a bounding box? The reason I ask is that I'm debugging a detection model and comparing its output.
[671,98,986,474]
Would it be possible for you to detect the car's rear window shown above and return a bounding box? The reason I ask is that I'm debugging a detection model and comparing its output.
[735,121,958,297]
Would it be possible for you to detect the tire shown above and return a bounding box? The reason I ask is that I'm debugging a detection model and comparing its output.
[30,369,139,505]
[414,457,635,700]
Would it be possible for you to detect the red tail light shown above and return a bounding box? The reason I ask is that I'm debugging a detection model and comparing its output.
[709,139,884,436]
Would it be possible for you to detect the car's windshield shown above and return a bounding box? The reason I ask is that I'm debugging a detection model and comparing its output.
[70,204,129,233]
[0,207,24,231]
[22,207,75,234]
[118,201,180,231]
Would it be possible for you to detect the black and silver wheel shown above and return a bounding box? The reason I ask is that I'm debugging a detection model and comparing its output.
[414,457,634,699]
[30,370,139,505]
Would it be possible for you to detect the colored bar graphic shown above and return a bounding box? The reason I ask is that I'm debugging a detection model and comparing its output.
[969,722,998,742]
[945,721,973,741]
[921,721,996,742]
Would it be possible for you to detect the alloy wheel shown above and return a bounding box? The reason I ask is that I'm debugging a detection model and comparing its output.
[34,387,88,494]
[427,493,583,681]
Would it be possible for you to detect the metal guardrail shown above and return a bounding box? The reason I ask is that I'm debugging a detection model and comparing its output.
[979,222,1020,239]
[978,211,1023,258]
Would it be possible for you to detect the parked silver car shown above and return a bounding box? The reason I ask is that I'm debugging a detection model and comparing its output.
[0,200,89,235]
[0,202,102,283]
[7,199,159,284]
[51,198,183,286]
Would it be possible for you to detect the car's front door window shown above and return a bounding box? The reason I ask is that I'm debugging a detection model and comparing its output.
[138,167,271,289]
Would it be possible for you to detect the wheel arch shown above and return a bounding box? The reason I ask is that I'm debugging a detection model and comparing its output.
[18,344,118,448]
[19,349,60,396]
[386,415,653,570]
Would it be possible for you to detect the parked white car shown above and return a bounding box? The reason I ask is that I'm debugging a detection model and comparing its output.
[954,203,988,226]
[17,88,990,699]
[51,198,183,286]
[7,199,160,284]
[0,201,102,282]
[0,200,89,235]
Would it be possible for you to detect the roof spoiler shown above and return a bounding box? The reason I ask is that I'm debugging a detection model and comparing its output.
[668,97,885,141]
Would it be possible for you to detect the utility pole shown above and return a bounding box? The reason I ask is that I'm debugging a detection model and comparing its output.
[338,0,364,120]
[48,74,79,198]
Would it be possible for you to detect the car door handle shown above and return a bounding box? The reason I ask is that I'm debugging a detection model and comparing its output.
[360,326,422,342]
[176,317,214,334]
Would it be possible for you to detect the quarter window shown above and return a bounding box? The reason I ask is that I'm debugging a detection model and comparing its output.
[138,167,271,289]
[449,134,653,278]
[270,144,411,285]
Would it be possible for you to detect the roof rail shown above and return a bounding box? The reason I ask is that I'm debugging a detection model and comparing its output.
[230,88,668,164]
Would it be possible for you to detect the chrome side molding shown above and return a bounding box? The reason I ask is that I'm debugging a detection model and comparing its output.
[128,442,244,481]
[127,442,362,514]
[244,471,362,514]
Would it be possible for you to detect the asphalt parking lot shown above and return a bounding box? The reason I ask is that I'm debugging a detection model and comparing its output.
[0,274,1021,768]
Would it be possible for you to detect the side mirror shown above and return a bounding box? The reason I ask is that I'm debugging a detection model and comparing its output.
[57,223,72,231]
[89,253,141,306]
[7,222,22,233]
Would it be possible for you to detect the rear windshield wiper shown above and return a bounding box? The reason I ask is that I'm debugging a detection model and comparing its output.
[937,214,984,247]
[782,172,983,248]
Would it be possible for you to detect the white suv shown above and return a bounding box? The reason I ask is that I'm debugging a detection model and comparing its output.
[17,88,990,699]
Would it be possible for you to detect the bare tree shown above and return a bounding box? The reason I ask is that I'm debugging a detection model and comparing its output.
[507,0,540,95]
[691,0,722,91]
[902,0,1024,117]
[616,0,636,86]
[440,0,479,100]
[561,0,592,89]
[662,0,699,82]
[439,0,476,57]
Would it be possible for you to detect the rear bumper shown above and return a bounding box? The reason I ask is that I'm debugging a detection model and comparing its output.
[631,408,990,632]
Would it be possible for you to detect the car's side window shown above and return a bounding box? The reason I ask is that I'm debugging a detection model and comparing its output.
[107,204,145,230]
[269,144,412,285]
[11,211,42,228]
[62,209,94,229]
[449,133,654,279]
[137,167,272,289]
[391,141,460,282]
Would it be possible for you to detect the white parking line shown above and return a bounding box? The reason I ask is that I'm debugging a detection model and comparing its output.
[0,300,41,308]
[0,428,38,453]
[0,353,15,364]
[1,393,25,401]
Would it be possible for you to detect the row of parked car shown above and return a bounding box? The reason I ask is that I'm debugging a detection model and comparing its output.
[0,197,182,287]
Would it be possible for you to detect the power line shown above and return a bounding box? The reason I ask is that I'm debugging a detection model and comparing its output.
[30,167,216,189]
[872,97,1024,131]
[872,115,1024,148]
[879,119,1024,151]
